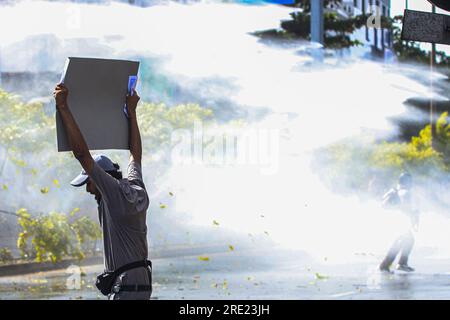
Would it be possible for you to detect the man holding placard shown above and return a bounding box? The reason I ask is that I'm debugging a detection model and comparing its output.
[53,83,152,300]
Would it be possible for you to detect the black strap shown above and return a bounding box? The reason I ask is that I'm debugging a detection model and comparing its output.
[111,260,152,295]
[114,260,152,278]
[113,285,152,293]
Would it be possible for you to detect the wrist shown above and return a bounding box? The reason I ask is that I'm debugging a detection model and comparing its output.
[56,103,68,110]
[128,110,137,118]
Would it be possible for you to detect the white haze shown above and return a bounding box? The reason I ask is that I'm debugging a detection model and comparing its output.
[1,0,450,263]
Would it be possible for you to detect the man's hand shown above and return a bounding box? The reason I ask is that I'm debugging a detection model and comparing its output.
[127,89,142,165]
[53,83,69,108]
[126,90,140,116]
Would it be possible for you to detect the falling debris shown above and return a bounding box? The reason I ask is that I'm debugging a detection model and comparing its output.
[31,279,48,284]
[69,207,80,217]
[40,187,49,194]
[264,231,269,236]
[198,256,210,262]
[315,273,329,281]
[222,280,228,290]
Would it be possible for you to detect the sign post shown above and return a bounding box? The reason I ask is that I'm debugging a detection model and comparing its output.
[401,1,450,146]
[311,0,324,45]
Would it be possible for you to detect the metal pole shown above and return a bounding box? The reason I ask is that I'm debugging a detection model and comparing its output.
[431,4,436,147]
[311,0,324,45]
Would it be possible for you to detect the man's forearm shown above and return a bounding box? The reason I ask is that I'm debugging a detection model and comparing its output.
[129,111,142,164]
[58,104,93,173]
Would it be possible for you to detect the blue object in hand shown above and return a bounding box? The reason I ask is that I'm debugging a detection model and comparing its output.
[124,75,138,118]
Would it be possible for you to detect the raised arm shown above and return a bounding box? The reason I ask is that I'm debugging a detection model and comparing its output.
[126,90,142,165]
[53,83,94,174]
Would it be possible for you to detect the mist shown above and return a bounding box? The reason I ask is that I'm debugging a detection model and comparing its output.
[1,0,450,269]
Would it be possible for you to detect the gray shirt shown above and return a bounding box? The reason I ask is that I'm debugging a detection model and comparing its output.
[89,160,151,298]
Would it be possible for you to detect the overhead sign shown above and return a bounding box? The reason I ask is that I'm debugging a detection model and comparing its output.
[401,9,450,45]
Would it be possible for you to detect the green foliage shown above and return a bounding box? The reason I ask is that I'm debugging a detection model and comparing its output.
[370,125,443,173]
[71,215,102,258]
[137,102,214,152]
[317,136,375,191]
[279,11,392,49]
[0,87,216,262]
[319,113,450,193]
[0,87,218,264]
[16,208,101,263]
[0,88,215,201]
[254,7,391,50]
[0,247,14,263]
[0,89,55,174]
[434,112,450,168]
[291,0,342,12]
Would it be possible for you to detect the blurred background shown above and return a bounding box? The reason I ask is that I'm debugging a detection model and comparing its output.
[2,0,450,299]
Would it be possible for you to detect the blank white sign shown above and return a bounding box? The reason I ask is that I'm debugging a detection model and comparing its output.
[56,57,140,152]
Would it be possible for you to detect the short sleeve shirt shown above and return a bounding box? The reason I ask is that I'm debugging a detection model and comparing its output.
[89,160,150,287]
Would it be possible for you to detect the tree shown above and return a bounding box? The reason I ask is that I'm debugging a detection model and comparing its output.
[16,208,102,263]
[290,0,342,12]
[254,0,392,49]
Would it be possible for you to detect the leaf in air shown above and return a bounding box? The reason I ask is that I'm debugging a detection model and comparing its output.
[315,273,329,280]
[228,245,234,251]
[169,192,174,196]
[160,204,166,209]
[69,207,80,217]
[40,187,49,194]
[53,179,60,187]
[2,184,8,191]
[213,220,220,226]
[198,256,210,262]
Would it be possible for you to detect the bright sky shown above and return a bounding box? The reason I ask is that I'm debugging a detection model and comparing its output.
[390,0,447,16]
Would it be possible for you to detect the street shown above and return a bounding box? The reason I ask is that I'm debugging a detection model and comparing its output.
[1,248,450,300]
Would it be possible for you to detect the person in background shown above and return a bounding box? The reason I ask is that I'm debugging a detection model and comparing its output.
[53,83,151,299]
[379,172,419,273]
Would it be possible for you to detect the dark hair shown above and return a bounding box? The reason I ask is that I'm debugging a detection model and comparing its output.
[106,163,122,180]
